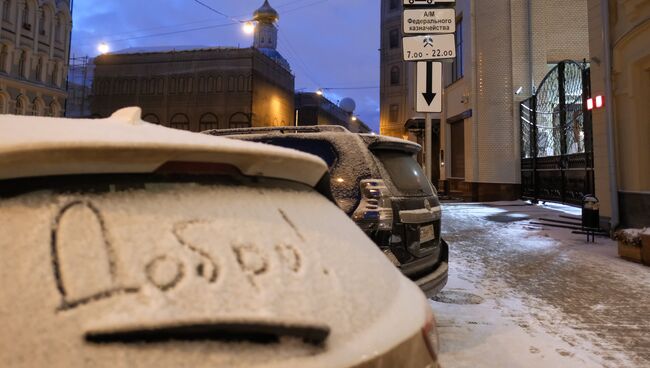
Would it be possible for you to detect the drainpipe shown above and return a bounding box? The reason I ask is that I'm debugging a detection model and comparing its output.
[527,0,534,93]
[600,0,619,231]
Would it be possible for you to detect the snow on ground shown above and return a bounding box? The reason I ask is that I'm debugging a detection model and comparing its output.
[432,201,650,368]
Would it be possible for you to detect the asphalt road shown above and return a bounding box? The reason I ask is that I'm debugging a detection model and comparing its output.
[430,201,650,368]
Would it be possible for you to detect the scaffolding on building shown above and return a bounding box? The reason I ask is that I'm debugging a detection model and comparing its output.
[65,55,93,118]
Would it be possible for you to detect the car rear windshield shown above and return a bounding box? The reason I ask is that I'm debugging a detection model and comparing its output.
[372,150,434,197]
[249,137,339,168]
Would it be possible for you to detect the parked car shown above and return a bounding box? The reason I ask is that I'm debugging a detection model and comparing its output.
[204,126,448,297]
[0,108,440,368]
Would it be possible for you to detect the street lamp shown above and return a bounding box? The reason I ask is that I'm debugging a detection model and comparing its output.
[316,88,323,96]
[97,42,110,54]
[243,21,255,35]
[351,116,358,121]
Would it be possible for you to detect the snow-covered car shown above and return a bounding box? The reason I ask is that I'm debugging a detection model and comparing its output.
[0,108,440,368]
[204,126,448,297]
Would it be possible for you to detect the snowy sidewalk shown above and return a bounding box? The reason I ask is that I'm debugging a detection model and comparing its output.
[431,201,650,368]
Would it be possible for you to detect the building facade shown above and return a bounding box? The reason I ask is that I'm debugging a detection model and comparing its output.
[587,0,649,228]
[380,0,591,200]
[295,92,371,133]
[90,1,295,132]
[0,0,71,116]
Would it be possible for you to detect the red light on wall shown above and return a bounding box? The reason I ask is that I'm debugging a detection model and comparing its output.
[587,98,594,110]
[595,95,604,108]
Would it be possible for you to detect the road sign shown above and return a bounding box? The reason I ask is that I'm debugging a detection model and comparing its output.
[403,0,455,6]
[403,34,455,61]
[416,61,442,113]
[403,8,456,34]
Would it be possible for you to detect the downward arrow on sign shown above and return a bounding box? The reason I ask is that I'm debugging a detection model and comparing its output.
[422,61,437,106]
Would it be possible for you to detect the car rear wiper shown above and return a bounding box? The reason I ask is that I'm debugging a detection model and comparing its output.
[85,319,330,346]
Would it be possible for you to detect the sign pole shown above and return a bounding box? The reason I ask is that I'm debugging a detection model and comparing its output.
[425,112,432,178]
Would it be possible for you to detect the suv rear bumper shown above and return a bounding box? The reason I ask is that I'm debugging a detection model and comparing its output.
[414,261,448,298]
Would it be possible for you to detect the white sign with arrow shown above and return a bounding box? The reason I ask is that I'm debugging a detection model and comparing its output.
[416,61,442,113]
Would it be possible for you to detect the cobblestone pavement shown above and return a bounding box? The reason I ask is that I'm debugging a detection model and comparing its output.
[430,202,650,368]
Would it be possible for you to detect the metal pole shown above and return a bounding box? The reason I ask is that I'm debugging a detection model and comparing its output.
[425,112,432,179]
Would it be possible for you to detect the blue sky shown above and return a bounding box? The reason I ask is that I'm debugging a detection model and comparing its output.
[71,0,381,131]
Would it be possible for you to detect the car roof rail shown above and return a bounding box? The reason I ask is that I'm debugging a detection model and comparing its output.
[202,125,350,136]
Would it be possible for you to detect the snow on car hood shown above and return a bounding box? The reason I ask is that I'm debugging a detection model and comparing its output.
[0,179,427,368]
[0,108,328,187]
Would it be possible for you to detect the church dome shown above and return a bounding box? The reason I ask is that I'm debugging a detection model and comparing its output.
[253,0,279,23]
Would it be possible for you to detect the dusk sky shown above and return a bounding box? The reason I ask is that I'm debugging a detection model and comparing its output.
[71,0,382,131]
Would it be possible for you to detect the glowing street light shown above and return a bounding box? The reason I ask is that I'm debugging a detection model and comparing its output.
[243,21,255,35]
[316,88,323,96]
[351,116,358,121]
[97,42,110,54]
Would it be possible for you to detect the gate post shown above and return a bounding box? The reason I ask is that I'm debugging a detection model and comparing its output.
[558,62,568,203]
[532,95,539,203]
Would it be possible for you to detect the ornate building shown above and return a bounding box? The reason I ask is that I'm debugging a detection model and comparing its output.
[90,0,295,132]
[0,0,71,116]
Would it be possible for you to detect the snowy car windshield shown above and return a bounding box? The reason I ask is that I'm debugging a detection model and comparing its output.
[372,150,434,197]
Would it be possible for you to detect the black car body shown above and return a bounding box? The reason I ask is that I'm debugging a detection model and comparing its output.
[203,126,448,297]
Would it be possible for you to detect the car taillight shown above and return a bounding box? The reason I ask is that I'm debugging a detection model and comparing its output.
[352,179,393,231]
[422,303,440,360]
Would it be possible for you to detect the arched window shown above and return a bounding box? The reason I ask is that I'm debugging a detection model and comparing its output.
[51,63,58,86]
[216,76,223,91]
[199,113,219,131]
[15,95,28,115]
[55,16,61,42]
[170,113,190,131]
[142,113,160,124]
[148,78,155,94]
[22,2,29,26]
[39,9,46,35]
[2,1,11,22]
[229,112,251,129]
[228,76,235,91]
[390,66,400,86]
[0,94,6,114]
[50,101,60,117]
[18,51,26,78]
[0,44,9,72]
[35,57,43,81]
[141,79,148,94]
[32,98,44,116]
[207,76,215,92]
[237,75,245,91]
[198,77,205,93]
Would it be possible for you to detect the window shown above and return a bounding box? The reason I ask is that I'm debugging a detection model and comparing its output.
[449,17,464,85]
[39,10,46,35]
[199,113,219,131]
[142,113,160,124]
[170,113,190,131]
[51,64,58,85]
[229,112,250,129]
[21,2,28,26]
[389,29,399,49]
[0,45,8,72]
[389,104,399,123]
[3,1,11,22]
[389,0,399,11]
[35,57,42,81]
[55,17,61,42]
[390,66,400,86]
[15,96,23,114]
[18,51,26,78]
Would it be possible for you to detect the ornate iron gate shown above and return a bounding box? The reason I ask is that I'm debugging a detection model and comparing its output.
[521,61,594,205]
